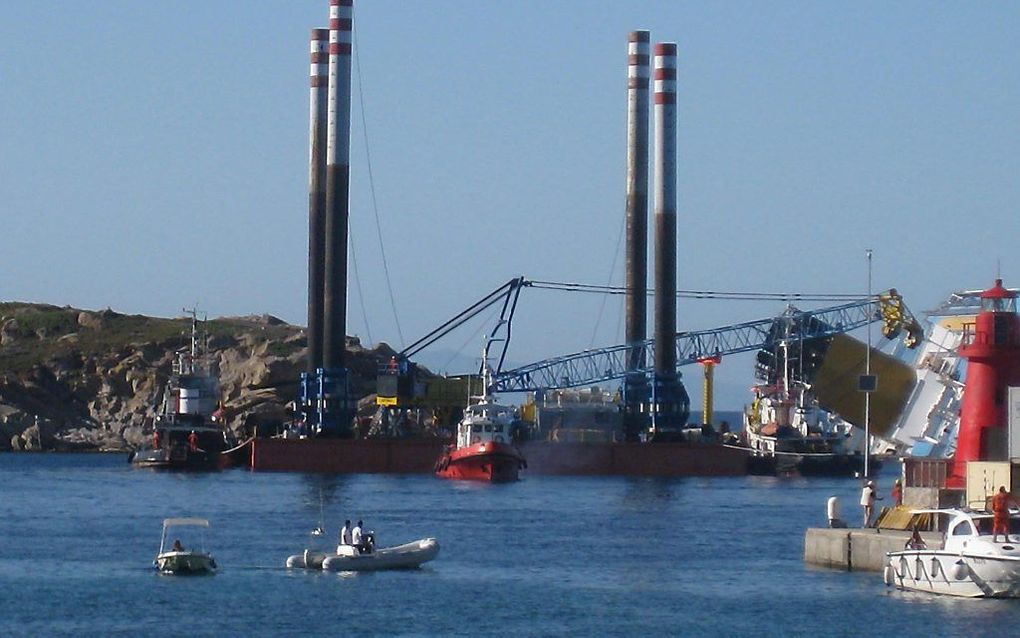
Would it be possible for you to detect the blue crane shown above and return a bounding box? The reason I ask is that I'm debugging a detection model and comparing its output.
[489,290,921,394]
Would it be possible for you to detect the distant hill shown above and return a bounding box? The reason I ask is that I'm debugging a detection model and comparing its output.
[0,302,397,452]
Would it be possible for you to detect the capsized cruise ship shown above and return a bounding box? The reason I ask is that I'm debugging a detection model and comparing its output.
[876,287,1013,458]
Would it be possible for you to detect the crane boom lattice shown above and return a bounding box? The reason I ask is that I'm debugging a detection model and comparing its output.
[491,291,920,394]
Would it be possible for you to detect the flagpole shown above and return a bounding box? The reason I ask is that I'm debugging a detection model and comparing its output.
[864,248,873,479]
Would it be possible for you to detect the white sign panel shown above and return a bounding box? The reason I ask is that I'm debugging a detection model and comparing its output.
[1009,387,1020,461]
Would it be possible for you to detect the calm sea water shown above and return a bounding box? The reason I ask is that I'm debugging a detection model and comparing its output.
[2,454,1019,637]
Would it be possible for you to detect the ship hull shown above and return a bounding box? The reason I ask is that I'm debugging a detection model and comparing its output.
[435,442,523,483]
[745,450,876,477]
[130,446,223,471]
[227,437,749,477]
[131,424,229,471]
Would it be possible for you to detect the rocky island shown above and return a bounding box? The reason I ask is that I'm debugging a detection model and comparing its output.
[0,302,396,452]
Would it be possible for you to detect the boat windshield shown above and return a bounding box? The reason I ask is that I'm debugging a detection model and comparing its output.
[160,519,210,554]
[971,515,1020,536]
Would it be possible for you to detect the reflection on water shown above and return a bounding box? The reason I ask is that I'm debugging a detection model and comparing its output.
[621,477,679,509]
[1,454,1020,636]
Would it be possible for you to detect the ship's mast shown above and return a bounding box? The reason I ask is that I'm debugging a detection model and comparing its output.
[181,306,204,376]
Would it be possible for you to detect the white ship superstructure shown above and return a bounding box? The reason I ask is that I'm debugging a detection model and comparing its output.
[881,288,1017,458]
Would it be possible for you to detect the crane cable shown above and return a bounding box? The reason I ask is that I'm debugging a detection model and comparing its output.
[353,26,405,347]
[588,214,626,349]
[527,280,867,302]
[347,224,373,345]
[439,303,504,373]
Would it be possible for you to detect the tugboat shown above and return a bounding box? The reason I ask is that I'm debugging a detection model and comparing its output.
[131,310,230,470]
[743,380,867,476]
[742,333,868,477]
[434,350,526,483]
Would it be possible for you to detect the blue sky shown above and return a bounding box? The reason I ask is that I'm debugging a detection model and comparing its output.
[2,1,1018,408]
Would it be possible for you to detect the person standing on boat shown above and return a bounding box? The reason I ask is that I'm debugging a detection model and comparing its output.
[860,480,882,527]
[339,520,353,546]
[188,430,199,452]
[352,520,364,553]
[991,486,1019,542]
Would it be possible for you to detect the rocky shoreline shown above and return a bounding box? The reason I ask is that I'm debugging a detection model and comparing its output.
[0,303,394,453]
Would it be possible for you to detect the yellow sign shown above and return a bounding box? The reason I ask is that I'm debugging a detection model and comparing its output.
[376,395,398,406]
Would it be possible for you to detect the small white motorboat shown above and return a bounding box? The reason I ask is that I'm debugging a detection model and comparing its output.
[286,534,439,572]
[154,517,217,575]
[884,509,1020,598]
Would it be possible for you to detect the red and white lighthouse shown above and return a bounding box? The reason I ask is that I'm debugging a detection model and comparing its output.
[948,279,1020,487]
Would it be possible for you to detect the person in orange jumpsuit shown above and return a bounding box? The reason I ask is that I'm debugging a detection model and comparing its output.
[188,430,199,452]
[891,479,903,507]
[991,486,1018,542]
[153,430,161,449]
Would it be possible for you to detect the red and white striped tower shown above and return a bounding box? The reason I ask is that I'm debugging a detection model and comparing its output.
[651,42,688,433]
[322,0,353,372]
[624,30,651,441]
[307,27,329,374]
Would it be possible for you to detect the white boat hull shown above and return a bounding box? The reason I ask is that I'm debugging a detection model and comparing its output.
[286,538,439,572]
[155,551,217,575]
[885,550,1020,598]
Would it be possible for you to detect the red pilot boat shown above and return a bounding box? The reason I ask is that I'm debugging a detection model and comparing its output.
[435,361,526,482]
[435,401,525,482]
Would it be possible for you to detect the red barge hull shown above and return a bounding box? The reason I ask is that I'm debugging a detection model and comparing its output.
[225,438,748,477]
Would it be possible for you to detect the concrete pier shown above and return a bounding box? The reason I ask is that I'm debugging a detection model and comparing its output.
[803,528,943,571]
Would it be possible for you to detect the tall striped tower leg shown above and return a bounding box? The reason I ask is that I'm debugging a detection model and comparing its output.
[624,30,651,441]
[652,42,690,436]
[307,28,329,374]
[321,0,355,436]
[323,0,353,371]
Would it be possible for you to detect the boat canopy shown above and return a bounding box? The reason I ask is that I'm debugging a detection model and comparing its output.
[163,517,210,528]
[908,508,1020,519]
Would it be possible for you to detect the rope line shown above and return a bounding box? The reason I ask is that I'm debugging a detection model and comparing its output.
[439,304,503,373]
[347,224,373,345]
[353,26,405,347]
[588,214,626,349]
[528,280,867,302]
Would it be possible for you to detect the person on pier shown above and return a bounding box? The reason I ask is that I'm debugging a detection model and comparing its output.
[891,479,903,507]
[860,480,882,527]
